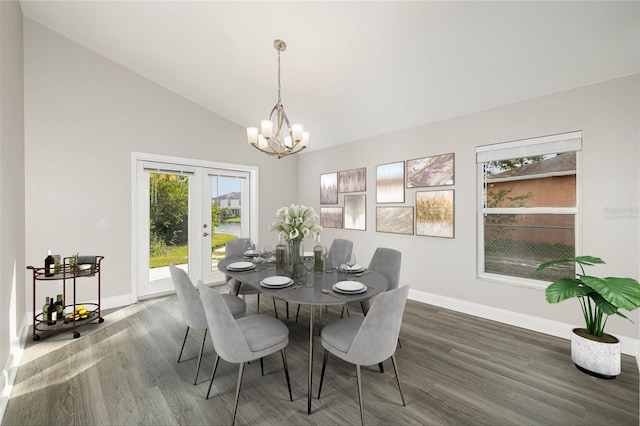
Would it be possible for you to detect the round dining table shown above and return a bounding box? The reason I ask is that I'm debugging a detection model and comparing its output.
[218,257,388,414]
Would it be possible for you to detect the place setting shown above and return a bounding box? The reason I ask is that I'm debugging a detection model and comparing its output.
[260,275,297,291]
[226,261,256,273]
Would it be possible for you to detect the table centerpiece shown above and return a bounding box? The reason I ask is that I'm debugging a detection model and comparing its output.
[269,204,322,278]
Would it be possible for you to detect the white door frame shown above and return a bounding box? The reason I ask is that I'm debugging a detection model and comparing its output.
[131,152,258,302]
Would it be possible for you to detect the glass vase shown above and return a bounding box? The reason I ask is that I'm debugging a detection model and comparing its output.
[287,239,302,279]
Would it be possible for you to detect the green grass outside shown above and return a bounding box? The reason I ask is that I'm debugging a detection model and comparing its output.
[150,233,236,268]
[223,217,242,224]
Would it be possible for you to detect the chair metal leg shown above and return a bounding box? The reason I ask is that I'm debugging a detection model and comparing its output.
[355,364,365,426]
[295,304,301,322]
[256,293,260,313]
[378,361,384,373]
[177,327,190,363]
[390,354,406,406]
[272,298,279,319]
[232,362,246,426]
[206,354,220,399]
[286,301,290,319]
[194,329,207,384]
[397,337,402,348]
[281,349,293,401]
[340,306,345,318]
[317,306,323,336]
[260,357,264,376]
[317,349,329,399]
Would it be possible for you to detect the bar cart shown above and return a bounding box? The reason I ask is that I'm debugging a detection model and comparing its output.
[28,255,104,340]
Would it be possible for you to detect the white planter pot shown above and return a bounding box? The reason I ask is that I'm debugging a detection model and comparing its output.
[571,328,620,379]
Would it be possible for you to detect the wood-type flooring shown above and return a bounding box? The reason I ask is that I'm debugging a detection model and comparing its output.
[3,287,639,425]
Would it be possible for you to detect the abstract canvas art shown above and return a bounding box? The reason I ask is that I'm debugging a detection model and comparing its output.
[344,194,366,230]
[376,161,404,203]
[376,206,414,235]
[320,207,343,229]
[406,153,454,188]
[339,167,366,193]
[320,172,338,204]
[416,190,454,238]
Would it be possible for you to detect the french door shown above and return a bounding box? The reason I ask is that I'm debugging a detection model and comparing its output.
[133,154,256,299]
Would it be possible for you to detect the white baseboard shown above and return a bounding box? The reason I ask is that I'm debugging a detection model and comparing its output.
[0,316,30,423]
[408,288,640,357]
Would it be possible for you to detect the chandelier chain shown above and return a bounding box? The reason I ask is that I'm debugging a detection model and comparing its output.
[277,48,282,104]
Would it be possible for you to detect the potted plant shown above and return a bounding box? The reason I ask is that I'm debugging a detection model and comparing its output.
[537,256,640,379]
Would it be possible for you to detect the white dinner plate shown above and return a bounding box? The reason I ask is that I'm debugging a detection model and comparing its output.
[333,281,367,294]
[227,261,256,271]
[260,276,294,288]
[339,263,365,273]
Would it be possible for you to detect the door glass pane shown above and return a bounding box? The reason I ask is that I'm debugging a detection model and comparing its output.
[210,175,244,273]
[149,172,189,281]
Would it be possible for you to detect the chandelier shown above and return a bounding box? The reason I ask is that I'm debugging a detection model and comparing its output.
[247,39,309,159]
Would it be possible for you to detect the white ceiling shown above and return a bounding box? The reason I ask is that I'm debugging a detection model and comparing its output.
[19,1,640,152]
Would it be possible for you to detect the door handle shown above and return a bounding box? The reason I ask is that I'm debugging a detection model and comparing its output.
[203,232,210,237]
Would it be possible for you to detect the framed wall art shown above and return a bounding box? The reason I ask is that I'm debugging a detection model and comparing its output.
[406,152,454,188]
[416,190,454,238]
[344,194,366,230]
[320,207,343,229]
[376,161,405,203]
[376,206,414,235]
[320,172,338,204]
[338,167,366,193]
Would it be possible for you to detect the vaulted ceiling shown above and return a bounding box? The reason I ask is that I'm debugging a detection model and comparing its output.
[20,1,640,151]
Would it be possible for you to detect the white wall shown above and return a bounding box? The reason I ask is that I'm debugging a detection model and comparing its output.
[299,74,640,343]
[0,0,25,417]
[23,19,298,310]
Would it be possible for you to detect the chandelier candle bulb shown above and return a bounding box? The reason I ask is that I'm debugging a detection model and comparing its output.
[261,120,273,139]
[247,127,258,144]
[284,135,292,148]
[301,131,309,147]
[258,135,268,149]
[291,124,304,141]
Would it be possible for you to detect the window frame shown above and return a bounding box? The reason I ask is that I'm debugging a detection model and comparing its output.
[476,131,582,289]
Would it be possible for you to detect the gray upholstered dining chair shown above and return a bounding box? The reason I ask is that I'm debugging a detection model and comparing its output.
[169,263,246,385]
[343,247,401,316]
[326,238,354,270]
[317,285,410,426]
[294,238,354,323]
[225,238,262,312]
[198,280,292,425]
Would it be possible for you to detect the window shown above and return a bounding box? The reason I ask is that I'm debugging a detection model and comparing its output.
[476,131,582,285]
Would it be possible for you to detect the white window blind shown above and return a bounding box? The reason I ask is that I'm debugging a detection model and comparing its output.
[476,131,582,163]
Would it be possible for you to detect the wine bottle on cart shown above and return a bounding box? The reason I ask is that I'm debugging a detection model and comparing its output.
[47,295,56,325]
[42,296,50,324]
[44,250,55,277]
[55,294,64,322]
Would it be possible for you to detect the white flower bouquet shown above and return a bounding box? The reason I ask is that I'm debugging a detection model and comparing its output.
[269,204,322,242]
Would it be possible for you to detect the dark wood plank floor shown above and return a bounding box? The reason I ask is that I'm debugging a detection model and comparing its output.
[3,287,639,425]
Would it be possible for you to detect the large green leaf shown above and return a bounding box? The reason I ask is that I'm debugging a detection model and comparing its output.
[537,256,605,272]
[545,278,591,304]
[582,275,640,312]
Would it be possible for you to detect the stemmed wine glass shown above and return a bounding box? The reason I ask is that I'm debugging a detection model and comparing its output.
[345,254,356,280]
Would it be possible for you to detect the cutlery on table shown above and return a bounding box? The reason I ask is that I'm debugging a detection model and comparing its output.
[321,288,345,299]
[278,284,303,293]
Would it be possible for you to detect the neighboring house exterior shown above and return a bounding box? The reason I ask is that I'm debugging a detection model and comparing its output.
[485,152,576,246]
[212,191,241,217]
